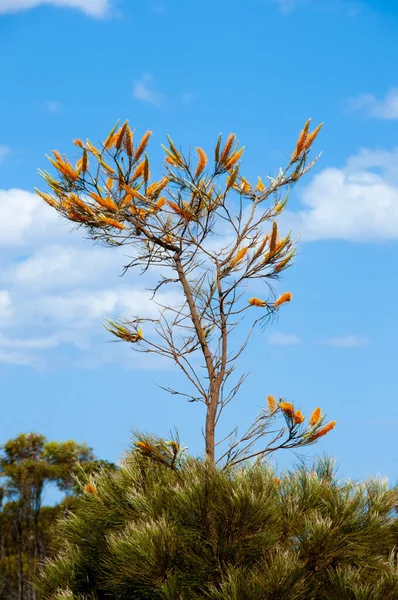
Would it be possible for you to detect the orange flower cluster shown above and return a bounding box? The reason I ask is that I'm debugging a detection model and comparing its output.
[248,297,267,307]
[309,421,336,441]
[267,395,277,413]
[279,401,295,419]
[309,407,321,426]
[84,483,97,495]
[274,292,292,307]
[291,119,323,162]
[134,441,155,454]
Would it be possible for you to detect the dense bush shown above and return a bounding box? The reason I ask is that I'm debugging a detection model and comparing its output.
[36,438,398,600]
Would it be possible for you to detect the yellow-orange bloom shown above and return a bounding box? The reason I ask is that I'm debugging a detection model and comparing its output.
[155,196,167,208]
[134,130,152,161]
[248,297,267,307]
[131,160,146,182]
[219,133,236,164]
[125,127,134,156]
[291,118,311,162]
[274,292,292,307]
[89,192,118,212]
[35,189,59,208]
[225,146,244,170]
[168,201,192,221]
[134,441,154,454]
[273,477,281,486]
[267,395,276,413]
[146,177,169,198]
[309,421,336,441]
[230,246,248,267]
[294,410,305,424]
[73,139,85,148]
[279,401,295,419]
[304,123,324,150]
[102,217,125,230]
[309,407,321,426]
[195,147,208,177]
[84,483,97,495]
[256,177,265,192]
[269,221,278,253]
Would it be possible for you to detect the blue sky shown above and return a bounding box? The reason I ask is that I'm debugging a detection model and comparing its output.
[0,0,397,488]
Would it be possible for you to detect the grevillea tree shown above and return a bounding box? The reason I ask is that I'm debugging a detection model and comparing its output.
[36,119,335,466]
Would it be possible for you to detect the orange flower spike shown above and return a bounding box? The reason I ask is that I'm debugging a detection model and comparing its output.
[35,189,60,208]
[248,297,267,307]
[267,395,276,413]
[89,192,118,212]
[219,133,236,164]
[195,147,208,178]
[273,477,281,486]
[304,123,324,150]
[256,177,265,192]
[310,421,336,441]
[73,139,85,148]
[294,410,305,425]
[134,441,154,454]
[102,217,126,230]
[269,221,278,253]
[225,146,245,170]
[165,155,179,167]
[124,126,134,156]
[146,177,169,198]
[155,196,167,208]
[81,149,88,173]
[115,122,129,151]
[131,160,146,182]
[274,292,292,307]
[134,130,152,161]
[279,401,295,419]
[230,246,248,267]
[143,157,150,183]
[309,407,322,426]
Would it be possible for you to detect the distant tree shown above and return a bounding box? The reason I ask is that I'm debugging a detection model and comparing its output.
[36,119,335,466]
[0,433,106,600]
[36,438,398,600]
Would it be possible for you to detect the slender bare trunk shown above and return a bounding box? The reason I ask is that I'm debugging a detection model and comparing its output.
[174,253,219,462]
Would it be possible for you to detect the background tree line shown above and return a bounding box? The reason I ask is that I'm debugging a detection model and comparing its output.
[0,433,115,600]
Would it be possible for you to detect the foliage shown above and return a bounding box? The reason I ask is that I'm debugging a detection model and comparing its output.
[36,119,335,465]
[0,433,113,600]
[36,436,398,600]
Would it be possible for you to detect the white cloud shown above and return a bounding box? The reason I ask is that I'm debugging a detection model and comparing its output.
[0,189,71,247]
[320,335,369,348]
[347,88,398,119]
[267,332,301,346]
[0,0,110,18]
[284,148,398,241]
[0,291,14,325]
[7,245,117,291]
[133,74,162,108]
[0,145,10,164]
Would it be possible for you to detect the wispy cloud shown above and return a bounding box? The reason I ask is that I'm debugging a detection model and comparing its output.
[320,335,369,348]
[283,147,398,241]
[267,332,301,346]
[133,74,163,108]
[0,0,111,18]
[45,100,61,113]
[182,92,195,104]
[0,146,10,164]
[347,88,398,120]
[272,0,364,15]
